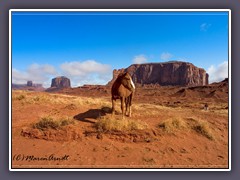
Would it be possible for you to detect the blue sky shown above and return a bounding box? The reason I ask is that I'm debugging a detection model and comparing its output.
[11,11,229,87]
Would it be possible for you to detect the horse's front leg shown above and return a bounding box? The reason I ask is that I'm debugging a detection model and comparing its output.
[121,97,125,119]
[125,94,132,117]
[129,93,133,117]
[125,97,129,116]
[112,98,116,116]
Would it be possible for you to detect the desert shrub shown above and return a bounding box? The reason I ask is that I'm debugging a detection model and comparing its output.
[59,118,75,126]
[96,116,148,132]
[33,117,75,131]
[33,117,59,130]
[15,94,25,101]
[159,118,187,133]
[193,122,214,140]
[32,96,40,102]
[159,117,214,140]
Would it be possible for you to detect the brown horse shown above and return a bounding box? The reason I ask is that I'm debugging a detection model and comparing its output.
[111,72,135,118]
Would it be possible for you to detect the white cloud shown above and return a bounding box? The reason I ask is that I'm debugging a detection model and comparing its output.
[200,23,211,31]
[60,60,111,76]
[69,73,112,87]
[160,52,173,61]
[12,68,29,84]
[27,63,57,77]
[207,61,228,83]
[133,54,147,64]
[60,60,112,86]
[12,64,57,87]
[12,60,112,88]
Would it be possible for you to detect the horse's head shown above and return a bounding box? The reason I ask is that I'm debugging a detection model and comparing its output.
[119,72,135,91]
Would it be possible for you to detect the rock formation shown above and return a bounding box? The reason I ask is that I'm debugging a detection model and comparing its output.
[51,76,71,88]
[27,81,33,87]
[107,61,209,87]
[12,81,44,91]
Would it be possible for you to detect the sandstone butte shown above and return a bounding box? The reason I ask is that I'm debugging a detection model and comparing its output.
[107,61,209,87]
[51,76,71,88]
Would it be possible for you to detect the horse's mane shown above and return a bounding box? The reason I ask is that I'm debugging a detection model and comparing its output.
[115,72,127,81]
[112,72,134,93]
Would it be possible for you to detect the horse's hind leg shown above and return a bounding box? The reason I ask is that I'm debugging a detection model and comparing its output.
[129,104,132,117]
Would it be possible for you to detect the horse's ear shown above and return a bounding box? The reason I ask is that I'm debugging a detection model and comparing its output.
[117,72,124,77]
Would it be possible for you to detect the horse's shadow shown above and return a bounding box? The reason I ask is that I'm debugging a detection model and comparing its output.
[73,106,112,124]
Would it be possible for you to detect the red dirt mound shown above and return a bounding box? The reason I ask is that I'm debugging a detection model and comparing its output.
[21,125,82,141]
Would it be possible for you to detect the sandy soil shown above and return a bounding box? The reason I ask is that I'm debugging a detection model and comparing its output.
[11,83,229,169]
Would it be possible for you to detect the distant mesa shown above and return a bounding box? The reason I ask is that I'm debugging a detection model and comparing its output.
[45,76,71,92]
[12,81,44,91]
[51,76,71,88]
[27,80,33,87]
[107,61,209,87]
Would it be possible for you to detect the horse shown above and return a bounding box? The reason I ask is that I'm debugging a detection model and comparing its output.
[111,72,135,118]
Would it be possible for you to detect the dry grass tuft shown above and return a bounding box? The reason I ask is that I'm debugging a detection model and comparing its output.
[13,94,26,101]
[96,115,148,132]
[159,118,187,133]
[192,120,214,140]
[33,116,75,131]
[12,90,112,107]
[159,117,214,140]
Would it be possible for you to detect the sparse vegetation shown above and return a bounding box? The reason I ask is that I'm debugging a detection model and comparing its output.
[193,121,214,140]
[186,117,214,140]
[33,116,75,131]
[159,117,214,140]
[12,90,112,107]
[96,115,148,132]
[14,94,25,101]
[159,118,187,133]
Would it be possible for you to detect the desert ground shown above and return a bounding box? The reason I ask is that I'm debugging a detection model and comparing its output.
[11,81,229,169]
